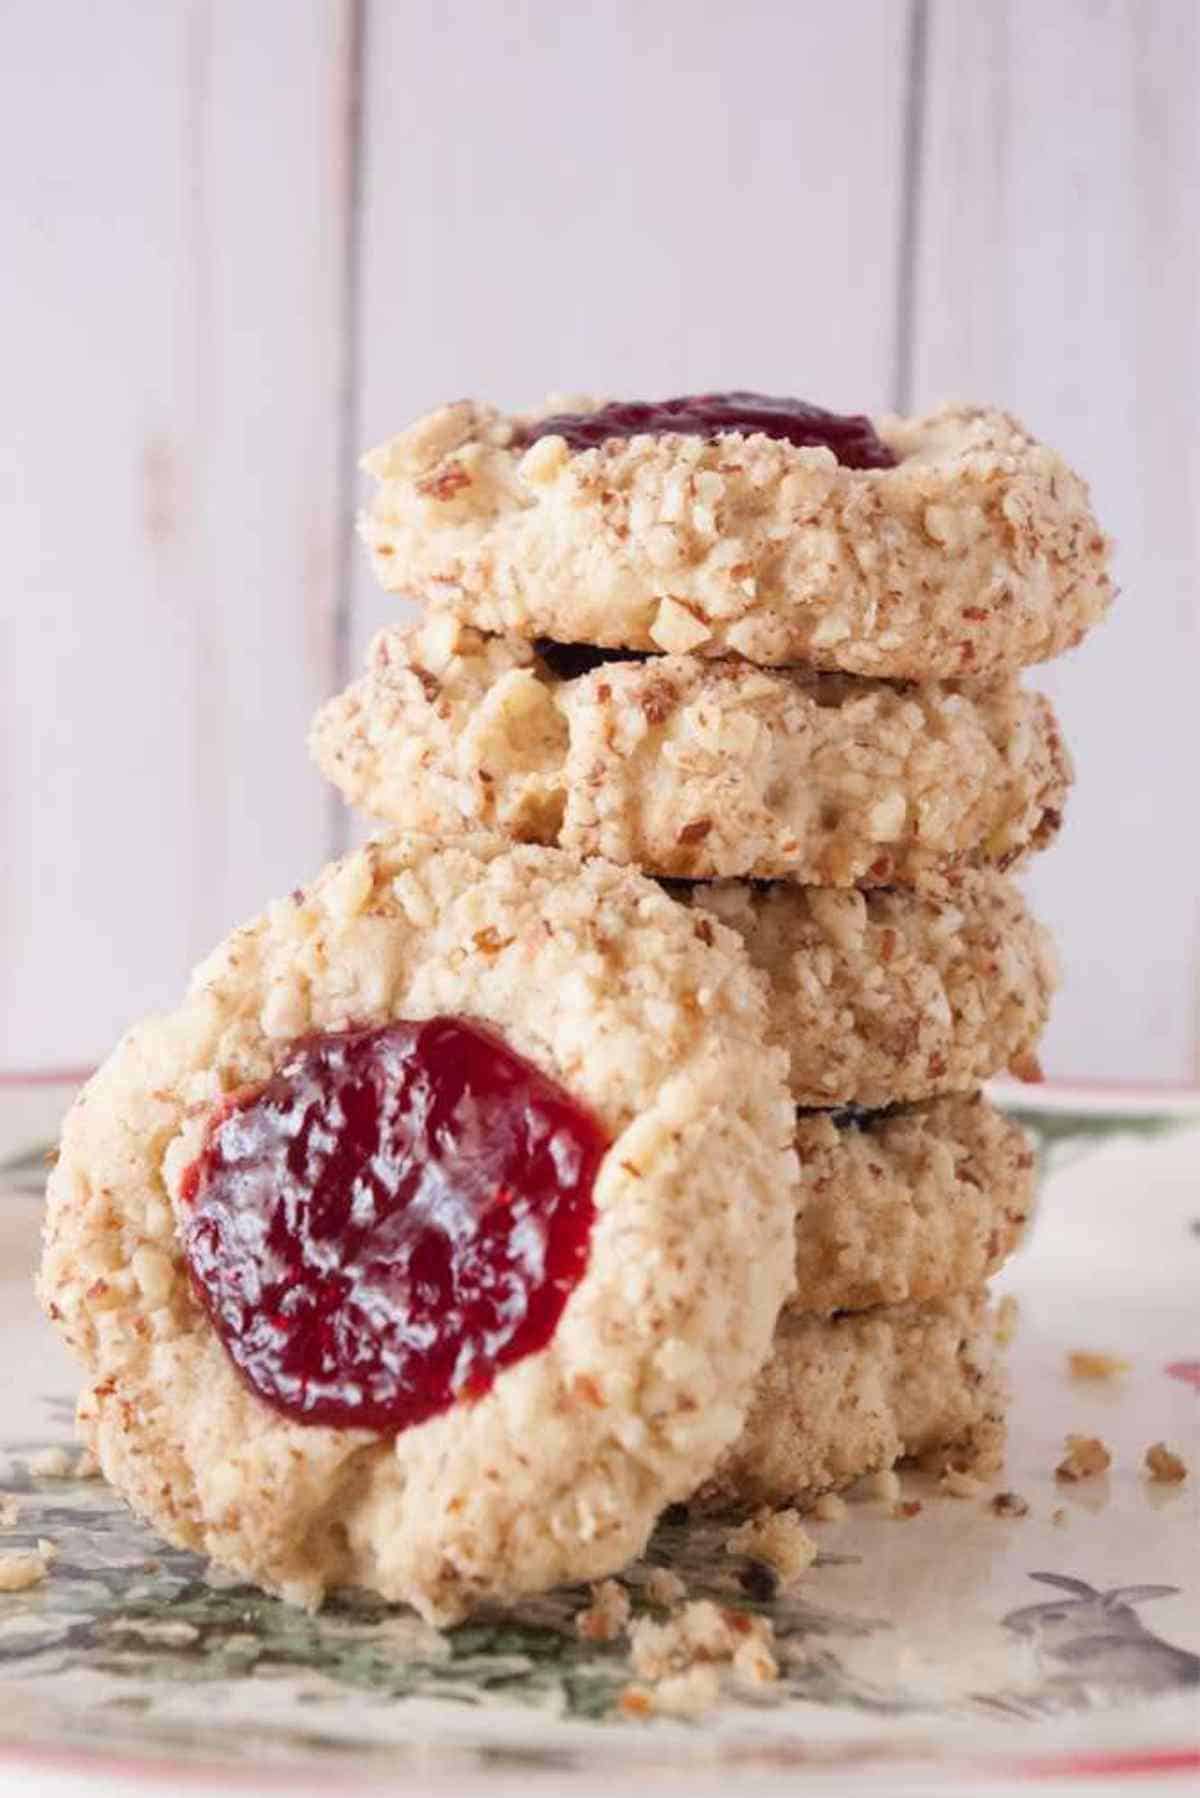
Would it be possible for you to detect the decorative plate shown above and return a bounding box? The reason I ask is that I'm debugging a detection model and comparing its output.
[0,1076,1196,1796]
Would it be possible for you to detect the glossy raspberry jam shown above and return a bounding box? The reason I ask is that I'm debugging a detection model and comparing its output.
[181,1019,607,1432]
[518,392,896,468]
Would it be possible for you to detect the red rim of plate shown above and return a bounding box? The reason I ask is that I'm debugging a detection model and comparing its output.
[0,1731,1195,1791]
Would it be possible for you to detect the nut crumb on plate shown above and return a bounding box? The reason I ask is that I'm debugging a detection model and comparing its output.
[620,1665,720,1718]
[0,1496,20,1530]
[628,1600,776,1684]
[644,1566,687,1608]
[810,1493,848,1523]
[866,1468,902,1503]
[1144,1442,1188,1485]
[725,1507,817,1581]
[1066,1350,1130,1380]
[0,1541,55,1591]
[939,1466,985,1499]
[617,1685,654,1718]
[575,1578,631,1643]
[1056,1434,1112,1482]
[732,1631,779,1686]
[28,1447,72,1478]
[990,1490,1030,1518]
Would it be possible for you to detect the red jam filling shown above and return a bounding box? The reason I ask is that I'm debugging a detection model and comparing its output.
[181,1018,607,1432]
[517,392,896,468]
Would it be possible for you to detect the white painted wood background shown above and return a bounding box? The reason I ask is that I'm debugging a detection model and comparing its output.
[3,0,1197,1081]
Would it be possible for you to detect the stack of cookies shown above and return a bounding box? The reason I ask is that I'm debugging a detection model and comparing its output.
[317,392,1111,1509]
[41,392,1111,1625]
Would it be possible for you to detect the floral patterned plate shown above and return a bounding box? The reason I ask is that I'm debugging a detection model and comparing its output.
[0,1077,1196,1796]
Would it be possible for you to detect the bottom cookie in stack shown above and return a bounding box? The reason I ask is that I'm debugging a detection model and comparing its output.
[701,1292,1007,1512]
[698,1093,1033,1512]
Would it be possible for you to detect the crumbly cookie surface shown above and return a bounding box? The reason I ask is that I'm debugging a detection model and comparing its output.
[359,399,1113,676]
[700,1293,1006,1512]
[312,613,1070,889]
[688,873,1056,1106]
[787,1095,1035,1315]
[39,837,798,1623]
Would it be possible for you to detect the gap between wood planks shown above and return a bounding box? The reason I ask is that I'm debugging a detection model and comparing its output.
[328,0,368,864]
[892,0,929,415]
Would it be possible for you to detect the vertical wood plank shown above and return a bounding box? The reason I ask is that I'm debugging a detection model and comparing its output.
[1,1,358,1068]
[912,0,1200,1081]
[349,0,915,672]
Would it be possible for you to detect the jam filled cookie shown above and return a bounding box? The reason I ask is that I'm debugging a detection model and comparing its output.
[40,837,797,1623]
[686,873,1056,1107]
[312,613,1069,889]
[699,1292,1006,1512]
[786,1095,1034,1315]
[359,394,1112,677]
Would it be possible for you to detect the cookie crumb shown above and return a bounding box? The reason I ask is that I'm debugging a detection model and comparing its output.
[655,1665,722,1714]
[1056,1434,1112,1482]
[732,1631,779,1686]
[990,1490,1030,1518]
[810,1493,848,1523]
[28,1447,72,1479]
[939,1467,985,1499]
[620,1664,720,1718]
[866,1468,902,1503]
[892,1499,923,1520]
[644,1566,687,1609]
[994,1295,1020,1346]
[0,1496,20,1530]
[726,1508,817,1582]
[1051,1507,1068,1526]
[1144,1442,1188,1485]
[575,1578,630,1643]
[618,1684,655,1719]
[0,1542,54,1591]
[628,1599,774,1683]
[1067,1350,1130,1381]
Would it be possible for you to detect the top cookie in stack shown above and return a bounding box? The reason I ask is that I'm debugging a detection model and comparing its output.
[355,392,1112,675]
